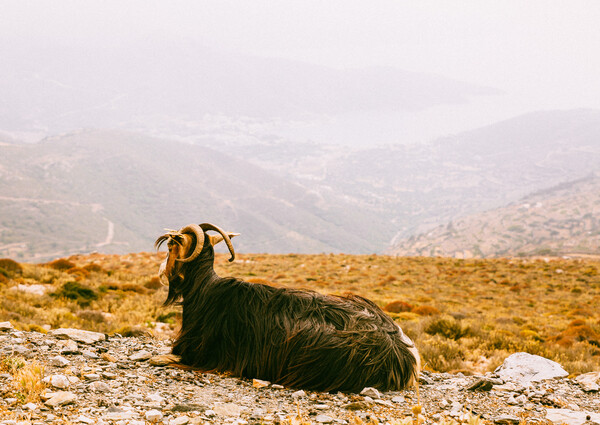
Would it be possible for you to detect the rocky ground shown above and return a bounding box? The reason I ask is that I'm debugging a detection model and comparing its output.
[1,322,599,425]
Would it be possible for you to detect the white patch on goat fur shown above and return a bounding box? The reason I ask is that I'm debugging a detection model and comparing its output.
[158,260,169,286]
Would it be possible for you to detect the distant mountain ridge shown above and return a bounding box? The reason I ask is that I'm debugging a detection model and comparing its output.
[0,38,496,136]
[390,173,600,258]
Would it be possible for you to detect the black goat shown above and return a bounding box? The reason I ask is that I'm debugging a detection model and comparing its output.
[155,223,420,393]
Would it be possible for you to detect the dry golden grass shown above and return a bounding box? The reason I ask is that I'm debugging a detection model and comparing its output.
[1,252,599,375]
[0,355,46,403]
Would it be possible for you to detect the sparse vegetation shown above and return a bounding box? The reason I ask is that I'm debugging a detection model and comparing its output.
[1,252,599,375]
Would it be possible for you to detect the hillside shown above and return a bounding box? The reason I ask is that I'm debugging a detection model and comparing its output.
[221,109,600,242]
[0,130,391,261]
[2,110,600,261]
[390,173,600,258]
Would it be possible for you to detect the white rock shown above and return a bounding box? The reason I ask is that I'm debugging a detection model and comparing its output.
[43,374,70,389]
[575,371,600,392]
[130,350,153,361]
[315,415,334,423]
[205,410,216,418]
[213,402,243,417]
[89,381,110,392]
[494,352,568,384]
[360,387,381,399]
[546,408,600,425]
[170,416,190,425]
[58,339,79,354]
[291,390,306,398]
[13,283,49,296]
[23,402,38,410]
[145,409,164,422]
[44,391,76,407]
[0,321,14,331]
[50,328,106,344]
[83,373,100,381]
[146,393,166,403]
[49,355,70,367]
[76,415,95,424]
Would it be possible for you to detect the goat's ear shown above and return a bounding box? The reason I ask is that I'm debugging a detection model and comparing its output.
[209,232,240,247]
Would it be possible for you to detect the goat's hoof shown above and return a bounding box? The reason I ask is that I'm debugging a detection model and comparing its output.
[149,354,182,366]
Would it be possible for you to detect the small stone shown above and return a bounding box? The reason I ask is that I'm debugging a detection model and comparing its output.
[82,349,99,359]
[467,377,494,391]
[50,328,106,344]
[59,339,80,354]
[101,352,117,362]
[49,355,70,367]
[343,401,370,411]
[392,396,406,403]
[23,402,38,411]
[170,417,190,425]
[76,416,95,424]
[149,354,181,366]
[515,394,528,405]
[493,415,520,425]
[145,409,164,422]
[272,384,284,389]
[89,381,110,392]
[205,410,216,418]
[360,387,381,399]
[213,402,242,417]
[130,350,152,361]
[43,374,70,389]
[83,373,101,381]
[0,321,15,331]
[146,393,166,403]
[315,415,334,424]
[292,390,306,398]
[144,409,163,422]
[44,391,76,408]
[575,372,600,392]
[102,371,117,380]
[252,378,270,388]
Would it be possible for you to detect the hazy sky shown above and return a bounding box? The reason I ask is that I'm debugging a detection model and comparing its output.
[3,1,600,143]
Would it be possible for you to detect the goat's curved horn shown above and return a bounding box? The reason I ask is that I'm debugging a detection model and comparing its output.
[200,223,236,262]
[175,223,205,263]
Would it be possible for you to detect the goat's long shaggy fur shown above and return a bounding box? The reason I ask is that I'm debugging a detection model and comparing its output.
[159,230,419,393]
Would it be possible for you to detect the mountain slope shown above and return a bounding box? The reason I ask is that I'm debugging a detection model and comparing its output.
[0,130,391,261]
[220,109,600,243]
[390,173,600,258]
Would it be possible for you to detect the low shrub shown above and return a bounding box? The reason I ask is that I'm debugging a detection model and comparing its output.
[0,258,23,276]
[51,281,98,307]
[425,316,470,340]
[383,300,413,313]
[412,305,441,316]
[46,259,76,271]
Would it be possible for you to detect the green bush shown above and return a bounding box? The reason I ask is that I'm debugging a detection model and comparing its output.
[425,316,470,340]
[51,281,98,306]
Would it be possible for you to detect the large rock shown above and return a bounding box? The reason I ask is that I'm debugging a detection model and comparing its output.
[494,352,568,384]
[546,408,600,425]
[49,328,106,344]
